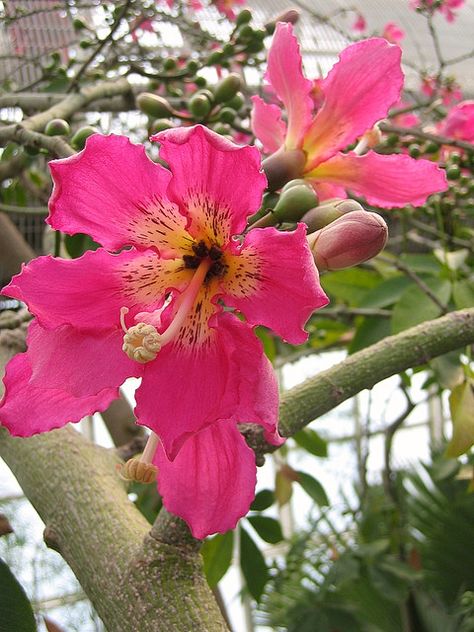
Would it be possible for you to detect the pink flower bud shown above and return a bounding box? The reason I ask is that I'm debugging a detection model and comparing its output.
[302,199,364,232]
[307,210,388,271]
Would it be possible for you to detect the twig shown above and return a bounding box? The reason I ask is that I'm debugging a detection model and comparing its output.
[379,122,474,153]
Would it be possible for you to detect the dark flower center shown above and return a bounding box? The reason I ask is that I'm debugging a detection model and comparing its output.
[183,240,228,280]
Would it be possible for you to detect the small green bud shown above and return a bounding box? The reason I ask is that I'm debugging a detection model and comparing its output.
[24,144,40,156]
[245,39,265,53]
[237,25,254,42]
[450,152,462,164]
[424,140,440,154]
[213,73,242,104]
[71,126,97,150]
[79,39,92,49]
[213,123,230,135]
[227,91,245,111]
[194,76,207,88]
[446,165,461,180]
[408,144,421,158]
[149,119,174,134]
[236,9,252,25]
[186,59,199,74]
[386,133,399,146]
[223,43,235,56]
[252,27,267,41]
[163,57,177,71]
[272,184,319,222]
[189,93,212,119]
[281,179,308,193]
[219,107,236,124]
[45,118,71,136]
[207,50,224,65]
[166,86,183,98]
[73,17,87,30]
[302,199,364,232]
[136,93,173,118]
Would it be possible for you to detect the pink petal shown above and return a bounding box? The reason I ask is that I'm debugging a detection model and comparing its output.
[250,95,287,154]
[135,312,279,459]
[303,38,404,170]
[152,125,266,240]
[439,100,474,141]
[155,420,256,539]
[266,22,313,150]
[0,353,117,437]
[48,134,189,256]
[306,151,448,207]
[26,320,141,398]
[2,248,191,331]
[221,224,329,344]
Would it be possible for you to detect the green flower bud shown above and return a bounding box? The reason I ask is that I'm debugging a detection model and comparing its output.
[73,17,88,30]
[163,57,177,71]
[446,165,461,180]
[302,199,364,232]
[79,39,92,49]
[44,118,71,137]
[223,43,235,56]
[236,9,252,25]
[213,123,230,135]
[281,179,308,193]
[136,93,173,118]
[272,184,319,223]
[262,148,306,191]
[207,50,224,65]
[424,140,440,154]
[194,76,207,88]
[186,60,199,74]
[408,144,421,158]
[71,126,97,150]
[149,119,174,134]
[227,92,245,111]
[219,107,236,124]
[237,25,254,42]
[189,93,212,119]
[213,73,242,104]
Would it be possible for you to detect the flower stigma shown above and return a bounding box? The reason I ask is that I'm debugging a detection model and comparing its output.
[120,255,213,363]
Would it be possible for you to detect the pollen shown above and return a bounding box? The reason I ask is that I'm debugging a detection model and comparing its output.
[117,457,158,483]
[122,322,161,363]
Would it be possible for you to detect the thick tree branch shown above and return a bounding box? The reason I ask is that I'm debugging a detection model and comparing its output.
[277,308,474,438]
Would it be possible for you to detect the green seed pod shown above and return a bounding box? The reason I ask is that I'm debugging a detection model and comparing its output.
[189,93,212,119]
[236,9,252,25]
[149,119,174,134]
[71,126,97,150]
[219,107,236,124]
[273,184,319,223]
[45,118,71,137]
[213,73,242,104]
[227,91,245,111]
[136,93,173,118]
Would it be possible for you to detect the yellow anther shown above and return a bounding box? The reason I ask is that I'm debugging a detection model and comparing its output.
[122,322,161,364]
[117,457,158,484]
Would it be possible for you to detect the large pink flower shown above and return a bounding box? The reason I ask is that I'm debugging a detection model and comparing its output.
[0,125,328,538]
[251,23,447,207]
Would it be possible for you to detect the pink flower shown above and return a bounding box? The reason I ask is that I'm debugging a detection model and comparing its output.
[409,0,465,22]
[251,23,447,207]
[211,0,245,20]
[438,100,474,142]
[382,22,405,44]
[0,126,327,538]
[352,13,367,32]
[421,74,462,105]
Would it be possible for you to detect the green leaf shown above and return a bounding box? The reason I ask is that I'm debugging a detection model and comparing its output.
[293,428,328,457]
[349,316,391,354]
[357,275,413,309]
[64,233,100,258]
[239,526,269,601]
[400,253,442,275]
[321,268,379,306]
[201,531,234,587]
[430,351,464,389]
[247,516,283,544]
[275,469,293,506]
[391,278,451,334]
[250,489,275,511]
[0,558,37,632]
[445,379,474,457]
[296,471,329,506]
[453,279,474,309]
[434,248,469,271]
[255,327,276,363]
